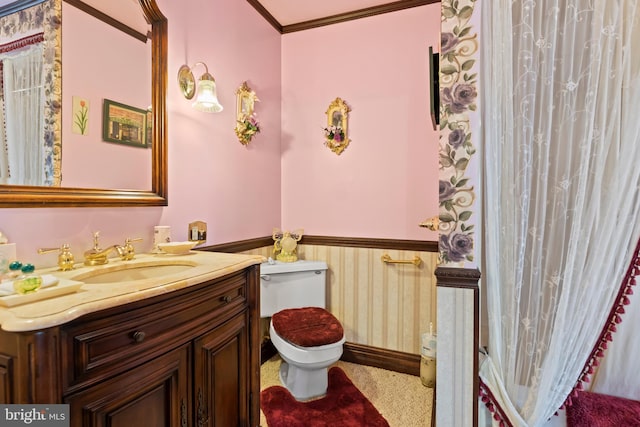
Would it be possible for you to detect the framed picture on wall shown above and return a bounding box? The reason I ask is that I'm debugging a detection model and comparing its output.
[102,99,149,148]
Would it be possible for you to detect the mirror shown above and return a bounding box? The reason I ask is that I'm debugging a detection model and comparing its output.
[0,0,167,207]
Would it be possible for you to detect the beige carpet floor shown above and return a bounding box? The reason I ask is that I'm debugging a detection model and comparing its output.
[260,355,433,427]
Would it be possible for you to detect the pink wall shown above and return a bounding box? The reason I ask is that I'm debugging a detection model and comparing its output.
[0,0,282,266]
[280,5,440,240]
[0,1,438,268]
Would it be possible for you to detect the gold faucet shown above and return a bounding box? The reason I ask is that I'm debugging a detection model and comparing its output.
[84,245,121,266]
[38,244,75,271]
[84,232,142,266]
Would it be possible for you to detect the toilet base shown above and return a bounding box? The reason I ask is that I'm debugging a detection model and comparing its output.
[279,361,328,401]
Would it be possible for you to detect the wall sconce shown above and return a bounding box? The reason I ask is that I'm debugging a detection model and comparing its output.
[177,62,223,113]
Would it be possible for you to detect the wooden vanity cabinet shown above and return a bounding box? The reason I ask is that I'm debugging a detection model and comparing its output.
[0,265,261,427]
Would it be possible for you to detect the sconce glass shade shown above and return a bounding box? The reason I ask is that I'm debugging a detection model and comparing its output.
[193,72,223,113]
[177,62,223,113]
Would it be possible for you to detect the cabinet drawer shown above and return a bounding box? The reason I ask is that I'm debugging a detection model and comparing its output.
[62,273,247,393]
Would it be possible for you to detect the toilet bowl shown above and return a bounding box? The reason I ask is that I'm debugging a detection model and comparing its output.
[269,306,345,400]
[260,260,345,400]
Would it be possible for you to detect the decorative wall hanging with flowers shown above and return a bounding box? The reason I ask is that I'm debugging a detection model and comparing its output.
[324,97,350,155]
[235,81,260,145]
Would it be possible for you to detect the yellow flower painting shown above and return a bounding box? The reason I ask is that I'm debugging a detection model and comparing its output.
[72,96,89,135]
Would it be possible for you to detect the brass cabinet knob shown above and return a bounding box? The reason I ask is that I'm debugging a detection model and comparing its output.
[132,331,146,343]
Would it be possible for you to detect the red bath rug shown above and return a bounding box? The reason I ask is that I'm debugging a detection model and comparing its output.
[566,390,640,427]
[260,367,390,427]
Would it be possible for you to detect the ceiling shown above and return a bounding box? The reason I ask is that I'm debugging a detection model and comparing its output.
[257,0,395,26]
[0,0,148,35]
[248,0,437,33]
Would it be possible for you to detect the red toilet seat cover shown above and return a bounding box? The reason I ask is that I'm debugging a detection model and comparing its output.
[272,307,344,347]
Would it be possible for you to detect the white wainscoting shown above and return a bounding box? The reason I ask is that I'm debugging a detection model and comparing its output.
[437,286,477,427]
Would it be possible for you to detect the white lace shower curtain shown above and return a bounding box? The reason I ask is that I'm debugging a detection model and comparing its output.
[0,43,45,186]
[479,1,640,425]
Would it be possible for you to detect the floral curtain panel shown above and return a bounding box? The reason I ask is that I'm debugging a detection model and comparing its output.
[479,0,640,425]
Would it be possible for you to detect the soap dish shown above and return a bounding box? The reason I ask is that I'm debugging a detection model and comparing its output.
[0,278,83,307]
[157,241,197,255]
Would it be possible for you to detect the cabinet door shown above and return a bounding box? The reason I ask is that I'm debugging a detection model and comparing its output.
[194,313,249,427]
[65,344,191,427]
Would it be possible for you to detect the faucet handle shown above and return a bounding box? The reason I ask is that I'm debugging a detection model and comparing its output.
[38,244,75,271]
[120,237,143,261]
[92,231,101,250]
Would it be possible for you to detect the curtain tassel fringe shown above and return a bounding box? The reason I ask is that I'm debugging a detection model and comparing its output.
[563,237,640,416]
[479,380,512,427]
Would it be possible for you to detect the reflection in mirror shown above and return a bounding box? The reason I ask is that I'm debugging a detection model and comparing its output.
[0,0,61,186]
[0,0,167,207]
[61,1,151,190]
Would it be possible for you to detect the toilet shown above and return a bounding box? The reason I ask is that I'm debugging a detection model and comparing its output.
[260,259,345,400]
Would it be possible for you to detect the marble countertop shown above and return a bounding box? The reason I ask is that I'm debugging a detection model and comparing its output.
[0,251,264,332]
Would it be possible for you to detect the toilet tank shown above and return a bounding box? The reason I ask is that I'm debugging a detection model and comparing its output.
[260,260,328,317]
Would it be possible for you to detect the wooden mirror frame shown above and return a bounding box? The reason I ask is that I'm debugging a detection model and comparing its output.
[0,0,168,208]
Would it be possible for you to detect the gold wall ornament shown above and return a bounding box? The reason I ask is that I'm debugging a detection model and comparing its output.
[419,215,440,231]
[272,228,303,262]
[324,97,350,155]
[235,81,260,145]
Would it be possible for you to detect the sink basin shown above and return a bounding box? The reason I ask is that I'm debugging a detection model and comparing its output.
[71,261,197,284]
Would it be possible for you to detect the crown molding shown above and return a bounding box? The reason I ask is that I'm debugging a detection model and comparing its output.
[247,0,439,34]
